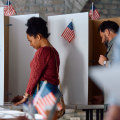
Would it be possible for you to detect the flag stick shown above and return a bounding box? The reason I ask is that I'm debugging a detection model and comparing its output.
[34,81,47,105]
[8,0,9,16]
[92,2,94,20]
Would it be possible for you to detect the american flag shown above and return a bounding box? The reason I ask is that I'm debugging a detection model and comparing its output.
[61,21,75,43]
[33,82,62,119]
[4,0,16,16]
[89,4,100,20]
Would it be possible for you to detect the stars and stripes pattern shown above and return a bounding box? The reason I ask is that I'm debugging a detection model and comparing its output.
[89,4,100,20]
[61,21,75,43]
[4,1,16,16]
[33,84,62,119]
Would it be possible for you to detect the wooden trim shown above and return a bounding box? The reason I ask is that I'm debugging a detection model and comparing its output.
[4,16,9,102]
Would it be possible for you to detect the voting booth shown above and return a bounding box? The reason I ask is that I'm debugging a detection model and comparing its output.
[48,15,120,105]
[1,6,120,106]
[0,10,89,105]
[0,7,39,105]
[89,18,120,103]
[48,13,89,105]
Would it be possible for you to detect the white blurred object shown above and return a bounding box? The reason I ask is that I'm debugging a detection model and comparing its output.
[90,63,120,104]
[23,103,36,119]
[0,108,25,118]
[34,114,43,119]
[0,107,43,119]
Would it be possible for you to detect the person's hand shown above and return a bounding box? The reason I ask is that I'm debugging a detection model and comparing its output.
[12,93,29,106]
[105,105,120,120]
[14,97,28,106]
[98,55,107,66]
[11,95,23,104]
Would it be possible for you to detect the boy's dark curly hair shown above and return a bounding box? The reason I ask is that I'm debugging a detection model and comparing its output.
[26,17,50,38]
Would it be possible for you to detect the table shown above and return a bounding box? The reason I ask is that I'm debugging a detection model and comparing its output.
[77,105,106,120]
[66,104,108,120]
[0,102,43,120]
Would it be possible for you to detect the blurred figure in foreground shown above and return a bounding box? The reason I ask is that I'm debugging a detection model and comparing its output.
[91,21,119,105]
[105,29,120,120]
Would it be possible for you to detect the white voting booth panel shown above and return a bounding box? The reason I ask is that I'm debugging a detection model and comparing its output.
[48,12,88,105]
[0,7,4,105]
[0,10,88,105]
[9,14,39,100]
[0,8,39,104]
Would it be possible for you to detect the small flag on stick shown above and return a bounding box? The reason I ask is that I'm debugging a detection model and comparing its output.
[89,2,100,20]
[33,81,62,119]
[61,21,75,43]
[4,0,16,16]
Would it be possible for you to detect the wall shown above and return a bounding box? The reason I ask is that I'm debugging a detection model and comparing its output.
[82,0,120,19]
[1,0,87,19]
[8,14,39,100]
[1,0,120,19]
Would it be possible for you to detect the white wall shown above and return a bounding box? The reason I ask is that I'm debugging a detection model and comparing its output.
[0,7,4,105]
[48,12,88,105]
[8,14,39,100]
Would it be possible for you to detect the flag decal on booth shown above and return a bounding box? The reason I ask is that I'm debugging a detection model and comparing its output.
[4,0,16,16]
[89,3,100,20]
[61,21,75,43]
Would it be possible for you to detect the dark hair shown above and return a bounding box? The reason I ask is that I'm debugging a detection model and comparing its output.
[98,20,119,33]
[26,17,50,38]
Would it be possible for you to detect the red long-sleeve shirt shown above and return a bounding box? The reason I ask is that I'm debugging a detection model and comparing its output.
[26,46,60,95]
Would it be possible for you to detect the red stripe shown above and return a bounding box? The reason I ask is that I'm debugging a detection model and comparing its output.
[37,100,45,113]
[89,9,100,20]
[61,27,75,43]
[4,4,16,16]
[37,99,46,117]
[48,92,56,102]
[48,93,56,104]
[36,101,46,116]
[44,94,51,105]
[45,93,55,105]
[38,98,45,110]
